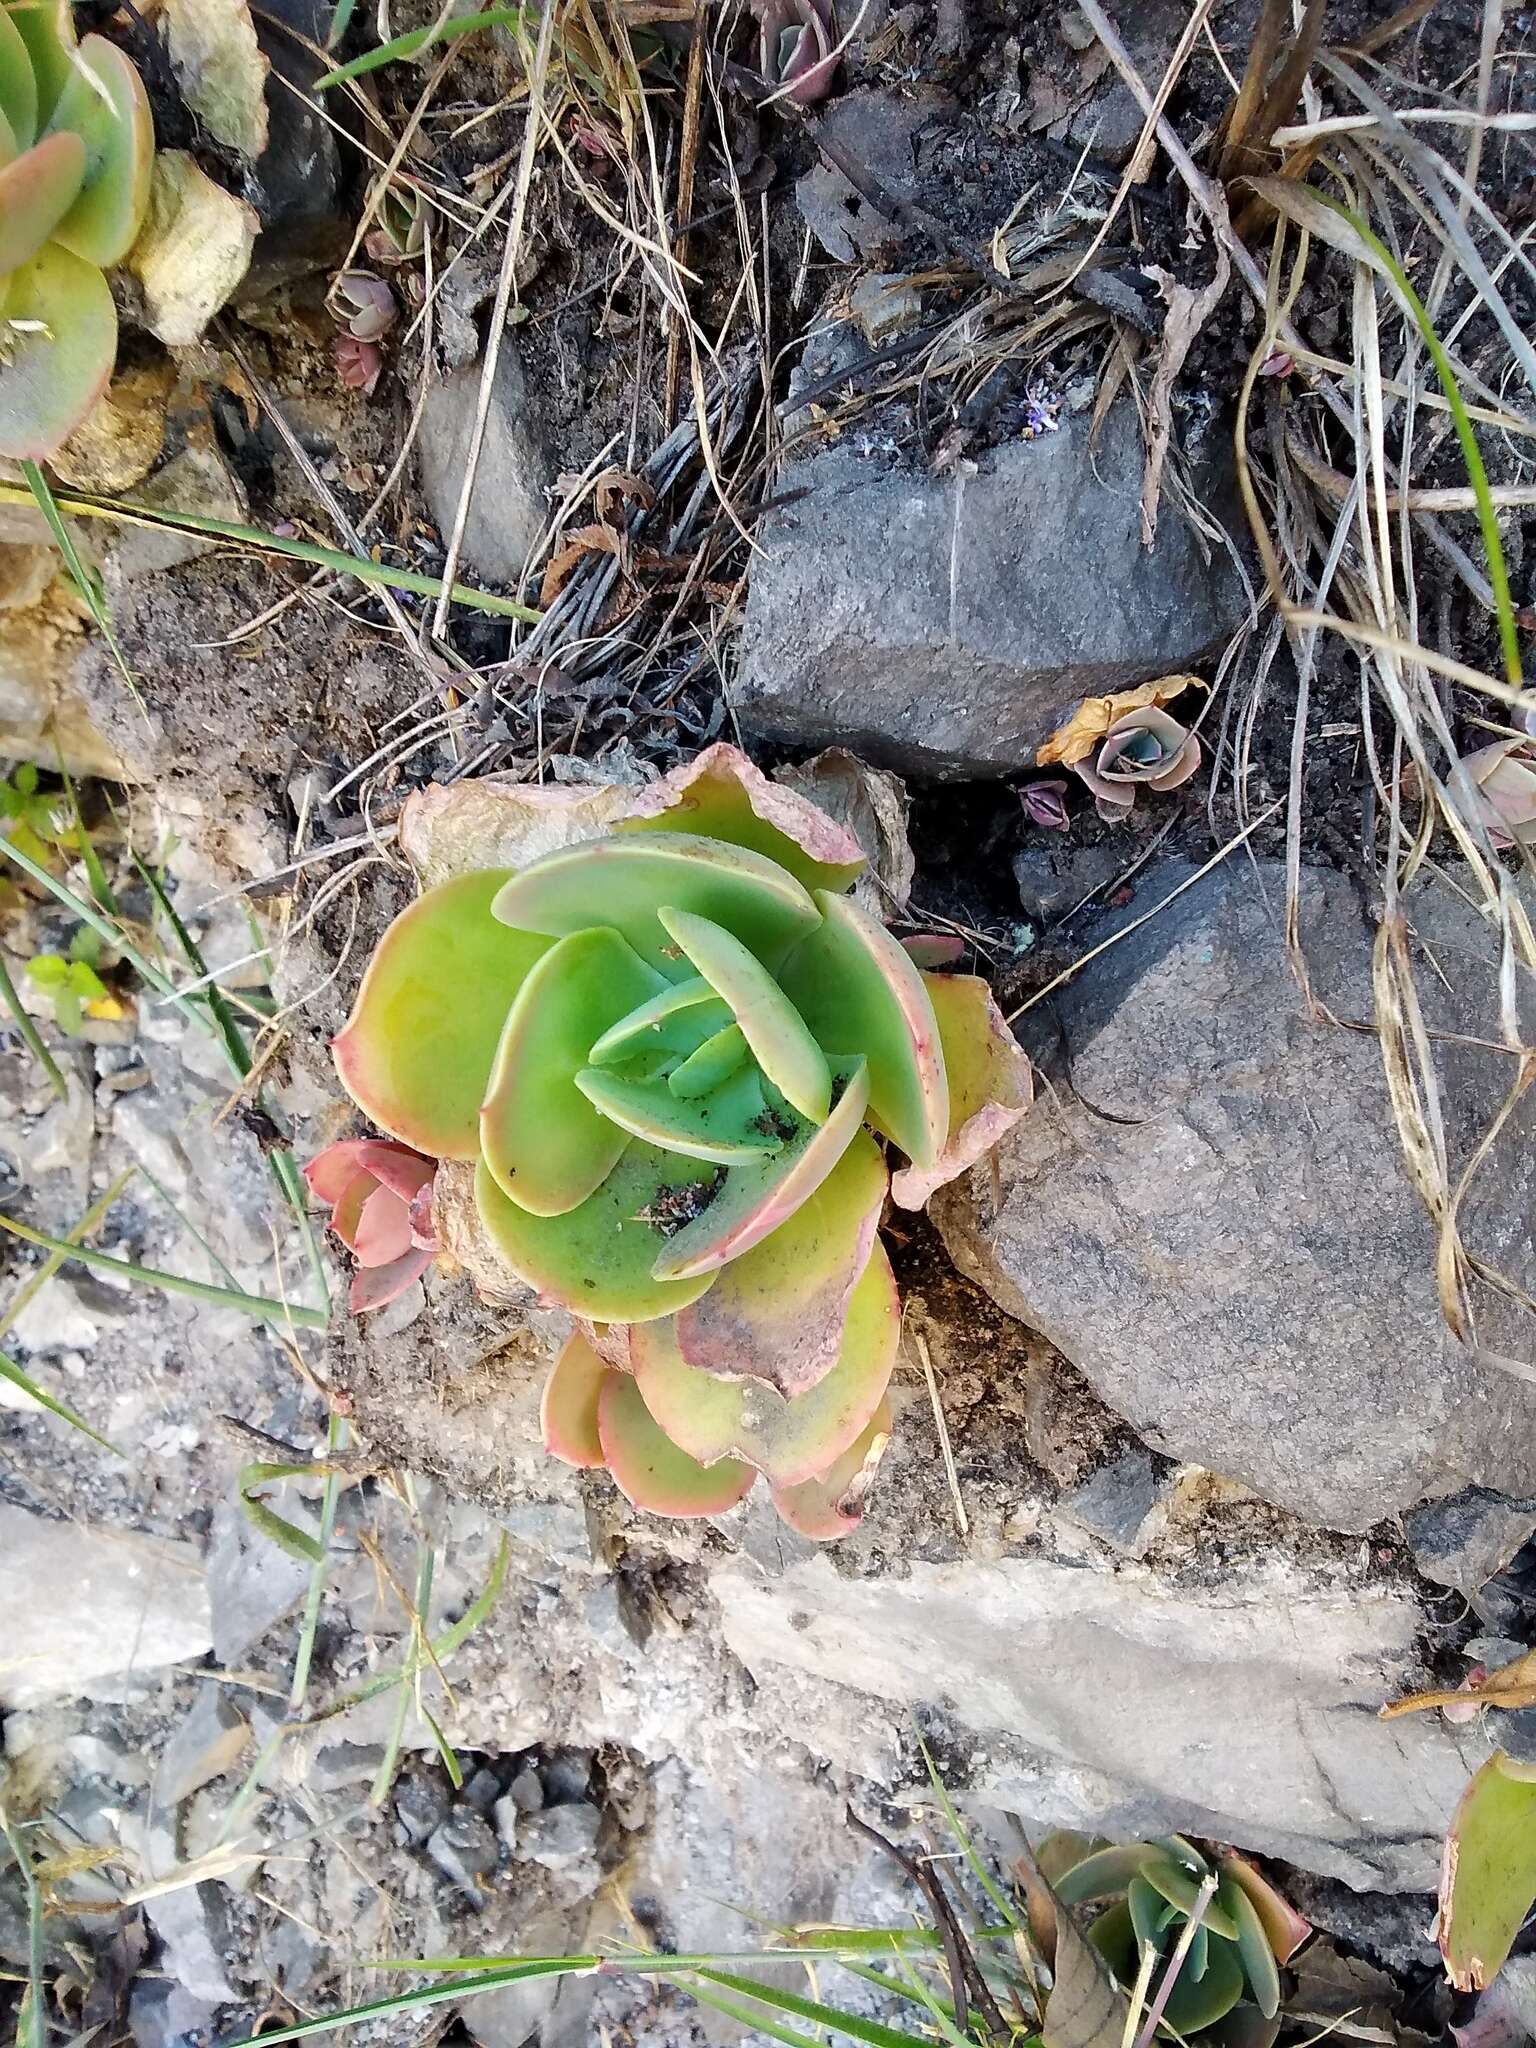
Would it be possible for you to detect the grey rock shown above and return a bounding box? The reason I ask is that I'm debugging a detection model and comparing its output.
[307,1740,386,1796]
[795,91,943,263]
[1500,1703,1536,1767]
[516,1803,601,1884]
[0,1502,211,1706]
[1281,1870,1439,1975]
[715,1549,1485,1889]
[459,1910,581,2048]
[207,1500,311,1667]
[932,859,1536,1530]
[539,1749,592,1805]
[506,1765,545,1815]
[461,1765,504,1814]
[1065,1,1187,168]
[734,400,1245,778]
[153,1684,249,1807]
[418,347,552,588]
[492,1793,520,1853]
[426,1809,499,1894]
[144,1880,238,2005]
[1405,1488,1536,1598]
[395,1765,453,1848]
[243,0,347,287]
[1014,843,1127,928]
[1060,1449,1167,1558]
[128,1978,220,2048]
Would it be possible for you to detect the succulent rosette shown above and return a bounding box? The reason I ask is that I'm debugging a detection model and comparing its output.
[1029,1833,1310,2048]
[322,746,1032,1538]
[0,0,154,458]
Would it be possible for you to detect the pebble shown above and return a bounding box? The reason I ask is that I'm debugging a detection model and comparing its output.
[426,1809,499,1896]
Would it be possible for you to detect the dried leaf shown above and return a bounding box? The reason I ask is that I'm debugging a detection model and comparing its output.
[1040,1878,1132,2048]
[538,523,623,606]
[1037,674,1202,769]
[1382,1646,1536,1719]
[1439,1752,1536,1991]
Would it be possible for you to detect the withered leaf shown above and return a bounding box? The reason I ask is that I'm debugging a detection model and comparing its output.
[1381,1646,1536,1720]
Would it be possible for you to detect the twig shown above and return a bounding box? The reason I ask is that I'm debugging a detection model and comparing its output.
[912,1327,968,1539]
[1131,1873,1217,2048]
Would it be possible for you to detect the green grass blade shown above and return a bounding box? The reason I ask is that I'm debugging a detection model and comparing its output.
[241,1461,327,1567]
[0,950,67,1099]
[317,1534,509,1718]
[688,1966,939,2047]
[666,1977,830,2048]
[0,480,540,623]
[223,1961,601,2046]
[0,1165,136,1344]
[312,7,529,88]
[0,1347,120,1453]
[56,757,117,914]
[289,1413,349,1711]
[326,0,356,44]
[19,459,145,714]
[0,1805,44,2048]
[0,1210,327,1330]
[916,1728,1024,1933]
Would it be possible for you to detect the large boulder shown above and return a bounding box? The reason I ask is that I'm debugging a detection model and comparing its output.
[934,857,1536,1529]
[733,398,1246,778]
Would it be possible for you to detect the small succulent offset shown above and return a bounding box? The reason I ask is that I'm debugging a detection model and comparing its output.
[0,0,154,459]
[304,1139,438,1313]
[751,0,838,105]
[317,746,1032,1538]
[1030,1833,1309,2047]
[1037,675,1204,824]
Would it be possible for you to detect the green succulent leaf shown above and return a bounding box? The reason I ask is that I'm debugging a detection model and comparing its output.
[631,1237,899,1482]
[779,891,948,1170]
[0,239,116,461]
[332,871,551,1161]
[1159,1934,1246,2035]
[5,0,77,130]
[47,36,154,267]
[1128,1872,1177,1952]
[0,8,38,147]
[769,1397,891,1540]
[658,905,831,1123]
[668,1023,749,1098]
[1142,1851,1239,1938]
[491,831,822,974]
[1438,1752,1536,1992]
[650,1057,870,1283]
[670,1126,888,1397]
[574,1062,781,1167]
[597,1369,755,1518]
[1054,1844,1157,1908]
[540,1329,610,1469]
[0,130,85,270]
[474,1146,717,1324]
[1218,1874,1281,2018]
[1216,1852,1310,1966]
[587,976,733,1066]
[614,744,866,894]
[480,927,665,1215]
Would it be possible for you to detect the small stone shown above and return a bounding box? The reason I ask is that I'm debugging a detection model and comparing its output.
[8,1275,101,1352]
[460,1765,503,1814]
[492,1793,520,1854]
[849,273,924,345]
[307,1741,386,1797]
[1013,844,1126,929]
[1060,1449,1167,1559]
[128,1978,220,2048]
[426,1810,499,1895]
[206,1500,311,1668]
[540,1749,592,1805]
[1405,1488,1536,1599]
[418,347,552,587]
[0,1502,211,1707]
[153,1684,249,1807]
[143,1880,238,2005]
[506,1764,544,1815]
[516,1802,601,1883]
[394,1766,453,1849]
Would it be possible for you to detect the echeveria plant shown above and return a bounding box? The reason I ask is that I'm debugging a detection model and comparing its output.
[1073,706,1201,822]
[304,1139,438,1313]
[319,746,1032,1538]
[0,0,154,458]
[751,0,838,105]
[1030,1833,1309,2048]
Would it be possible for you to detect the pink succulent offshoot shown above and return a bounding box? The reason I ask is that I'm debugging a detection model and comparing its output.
[305,1139,437,1312]
[1020,778,1070,831]
[334,333,384,396]
[329,269,397,342]
[1074,707,1201,822]
[752,0,838,105]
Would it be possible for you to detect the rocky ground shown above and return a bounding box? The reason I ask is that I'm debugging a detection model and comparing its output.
[4,0,1536,2044]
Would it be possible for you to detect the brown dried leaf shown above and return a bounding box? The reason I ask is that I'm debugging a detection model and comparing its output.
[538,524,623,606]
[1036,673,1202,767]
[1381,1646,1536,1720]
